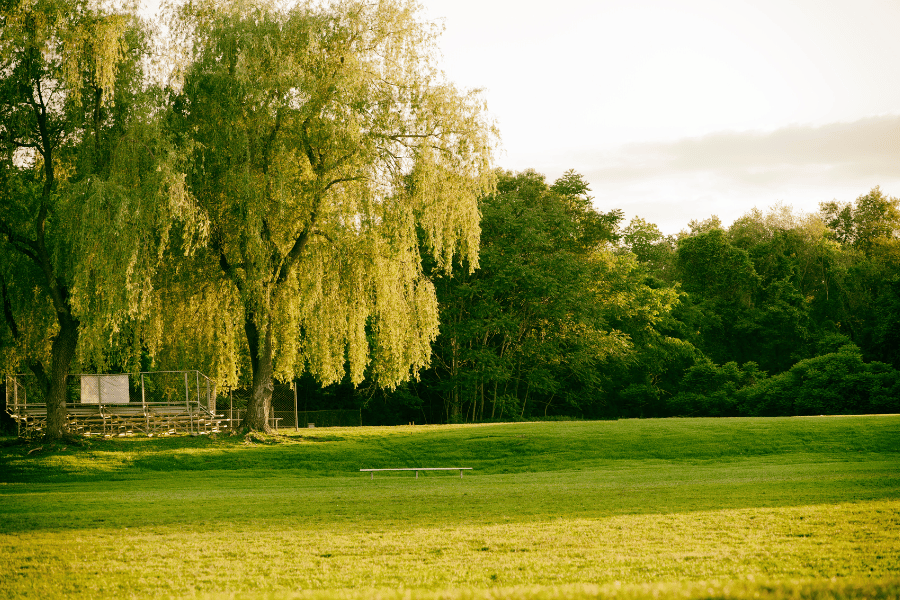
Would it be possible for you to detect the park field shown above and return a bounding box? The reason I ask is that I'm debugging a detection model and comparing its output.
[0,416,898,599]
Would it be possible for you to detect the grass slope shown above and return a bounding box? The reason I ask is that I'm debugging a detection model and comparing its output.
[1,416,898,599]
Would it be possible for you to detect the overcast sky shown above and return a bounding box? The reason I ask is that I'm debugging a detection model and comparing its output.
[142,0,900,234]
[418,0,900,233]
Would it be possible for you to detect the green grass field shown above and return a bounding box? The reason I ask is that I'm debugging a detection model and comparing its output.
[1,416,898,599]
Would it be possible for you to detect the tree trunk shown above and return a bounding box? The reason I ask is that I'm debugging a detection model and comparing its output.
[43,312,79,441]
[447,333,463,423]
[520,382,530,418]
[491,380,498,419]
[243,312,273,433]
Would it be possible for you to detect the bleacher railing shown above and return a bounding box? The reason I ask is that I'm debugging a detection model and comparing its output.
[5,371,223,437]
[5,374,362,436]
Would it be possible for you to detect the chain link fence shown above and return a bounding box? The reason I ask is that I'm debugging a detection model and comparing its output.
[223,383,361,430]
[6,372,216,409]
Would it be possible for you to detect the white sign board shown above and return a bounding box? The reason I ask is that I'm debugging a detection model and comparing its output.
[81,374,130,404]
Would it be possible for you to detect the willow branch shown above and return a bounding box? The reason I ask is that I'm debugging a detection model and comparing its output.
[0,271,20,340]
[0,218,40,263]
[213,230,244,293]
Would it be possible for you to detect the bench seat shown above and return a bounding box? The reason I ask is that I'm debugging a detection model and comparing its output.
[360,467,473,479]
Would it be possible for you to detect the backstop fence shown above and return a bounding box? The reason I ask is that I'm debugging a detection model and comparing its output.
[223,384,361,430]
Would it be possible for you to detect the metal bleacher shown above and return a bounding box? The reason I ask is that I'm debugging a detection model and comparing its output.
[5,371,229,437]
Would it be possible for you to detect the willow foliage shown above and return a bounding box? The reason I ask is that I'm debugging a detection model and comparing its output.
[0,0,204,438]
[157,0,495,427]
[0,2,181,357]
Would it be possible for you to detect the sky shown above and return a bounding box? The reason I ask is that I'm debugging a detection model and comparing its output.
[416,0,900,233]
[141,0,900,234]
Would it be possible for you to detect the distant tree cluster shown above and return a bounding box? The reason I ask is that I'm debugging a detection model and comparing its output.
[312,183,900,423]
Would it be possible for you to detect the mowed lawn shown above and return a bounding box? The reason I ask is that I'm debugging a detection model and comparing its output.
[0,416,898,600]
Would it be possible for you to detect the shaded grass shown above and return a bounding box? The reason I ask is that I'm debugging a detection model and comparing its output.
[3,416,899,482]
[0,416,898,599]
[2,460,898,534]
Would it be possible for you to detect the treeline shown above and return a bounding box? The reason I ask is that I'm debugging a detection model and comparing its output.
[300,171,900,424]
[2,0,898,437]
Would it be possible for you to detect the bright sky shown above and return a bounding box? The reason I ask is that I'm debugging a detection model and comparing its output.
[142,0,900,234]
[419,0,900,233]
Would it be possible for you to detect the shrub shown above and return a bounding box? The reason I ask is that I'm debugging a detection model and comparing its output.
[668,361,765,417]
[741,343,900,416]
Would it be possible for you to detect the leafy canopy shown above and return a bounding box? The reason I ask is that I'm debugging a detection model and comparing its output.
[153,0,496,395]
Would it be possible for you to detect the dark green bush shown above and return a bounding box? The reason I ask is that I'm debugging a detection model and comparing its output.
[668,361,764,417]
[741,344,900,416]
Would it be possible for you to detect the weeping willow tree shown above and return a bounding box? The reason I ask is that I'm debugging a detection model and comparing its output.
[160,0,495,431]
[0,0,202,440]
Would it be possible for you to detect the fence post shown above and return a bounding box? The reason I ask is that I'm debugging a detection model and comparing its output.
[209,379,217,433]
[184,371,191,434]
[195,371,201,433]
[13,376,20,438]
[141,373,148,434]
[293,381,299,431]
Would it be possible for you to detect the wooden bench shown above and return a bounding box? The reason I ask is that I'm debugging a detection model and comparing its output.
[360,467,473,479]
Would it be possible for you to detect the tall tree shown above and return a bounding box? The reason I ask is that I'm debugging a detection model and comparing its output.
[619,217,677,282]
[422,170,668,421]
[0,0,193,439]
[820,187,900,255]
[816,188,900,359]
[163,0,495,431]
